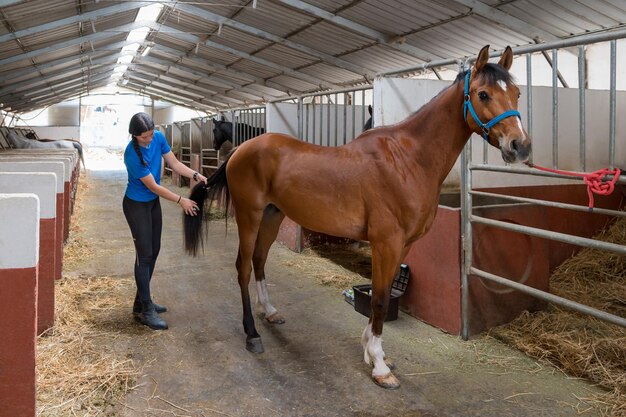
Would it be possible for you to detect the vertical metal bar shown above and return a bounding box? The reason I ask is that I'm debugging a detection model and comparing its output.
[351,92,356,140]
[609,39,617,169]
[482,134,488,164]
[312,101,316,145]
[297,96,303,141]
[326,97,331,147]
[343,93,348,145]
[305,100,310,142]
[361,95,366,132]
[460,141,473,341]
[334,93,339,147]
[552,49,559,168]
[526,52,533,165]
[578,45,586,171]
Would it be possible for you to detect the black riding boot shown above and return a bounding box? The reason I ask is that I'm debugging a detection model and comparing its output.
[136,301,168,330]
[133,294,167,314]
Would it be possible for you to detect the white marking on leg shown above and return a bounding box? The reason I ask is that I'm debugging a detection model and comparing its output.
[256,279,277,318]
[367,335,391,377]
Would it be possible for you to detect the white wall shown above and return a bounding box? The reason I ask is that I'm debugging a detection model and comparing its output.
[267,102,298,136]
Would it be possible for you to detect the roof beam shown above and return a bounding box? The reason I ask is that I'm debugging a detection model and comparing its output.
[12,79,111,113]
[449,0,556,42]
[125,77,224,110]
[0,41,131,84]
[2,71,114,109]
[0,21,150,66]
[149,21,341,90]
[126,69,244,106]
[173,3,374,80]
[274,0,442,62]
[0,56,122,96]
[133,56,264,102]
[0,1,24,7]
[0,1,154,44]
[125,82,217,112]
[14,68,115,101]
[149,43,295,96]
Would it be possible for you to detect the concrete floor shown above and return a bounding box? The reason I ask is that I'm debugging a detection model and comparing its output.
[66,154,605,417]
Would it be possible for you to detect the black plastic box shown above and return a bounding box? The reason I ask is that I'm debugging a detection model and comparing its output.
[353,264,409,322]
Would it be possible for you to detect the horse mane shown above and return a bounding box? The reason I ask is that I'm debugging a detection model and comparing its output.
[454,62,516,85]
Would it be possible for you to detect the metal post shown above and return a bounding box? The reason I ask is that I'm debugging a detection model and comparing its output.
[526,52,533,165]
[552,49,559,168]
[460,141,473,340]
[578,45,586,171]
[609,40,617,169]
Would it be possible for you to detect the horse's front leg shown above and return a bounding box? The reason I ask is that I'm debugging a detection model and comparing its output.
[253,205,285,324]
[362,237,405,389]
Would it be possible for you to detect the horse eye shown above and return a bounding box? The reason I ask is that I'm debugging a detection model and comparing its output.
[478,91,489,101]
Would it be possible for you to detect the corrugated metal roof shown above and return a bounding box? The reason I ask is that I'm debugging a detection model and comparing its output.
[1,0,626,114]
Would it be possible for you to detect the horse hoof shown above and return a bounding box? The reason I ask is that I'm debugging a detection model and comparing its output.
[373,372,400,390]
[265,312,285,324]
[246,337,264,353]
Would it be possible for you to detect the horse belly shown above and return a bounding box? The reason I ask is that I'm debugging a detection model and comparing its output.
[271,185,368,241]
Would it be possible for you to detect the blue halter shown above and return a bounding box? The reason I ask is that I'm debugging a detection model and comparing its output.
[463,69,521,141]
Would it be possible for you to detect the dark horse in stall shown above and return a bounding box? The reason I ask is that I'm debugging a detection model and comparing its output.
[184,46,531,389]
[212,116,265,151]
[363,104,373,131]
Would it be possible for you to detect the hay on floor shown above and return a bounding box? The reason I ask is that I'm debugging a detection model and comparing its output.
[37,276,142,416]
[490,216,626,417]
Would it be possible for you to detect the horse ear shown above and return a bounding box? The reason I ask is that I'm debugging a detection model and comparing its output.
[220,115,226,122]
[474,45,490,72]
[498,46,513,70]
[368,105,372,116]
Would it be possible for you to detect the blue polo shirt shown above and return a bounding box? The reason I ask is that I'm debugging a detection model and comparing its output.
[124,130,171,202]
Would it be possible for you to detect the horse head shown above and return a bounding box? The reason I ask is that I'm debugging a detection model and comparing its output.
[463,45,531,164]
[212,117,233,151]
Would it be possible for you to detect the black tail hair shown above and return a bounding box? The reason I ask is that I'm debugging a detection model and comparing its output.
[183,151,233,256]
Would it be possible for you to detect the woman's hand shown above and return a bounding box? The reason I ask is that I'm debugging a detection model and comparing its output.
[194,172,208,184]
[179,197,200,216]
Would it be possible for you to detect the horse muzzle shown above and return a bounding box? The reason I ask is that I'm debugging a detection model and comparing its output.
[500,137,531,164]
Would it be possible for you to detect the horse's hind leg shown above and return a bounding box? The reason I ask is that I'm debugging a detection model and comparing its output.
[235,209,265,353]
[253,204,285,324]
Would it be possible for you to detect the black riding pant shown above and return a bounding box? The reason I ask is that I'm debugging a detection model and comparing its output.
[123,195,162,303]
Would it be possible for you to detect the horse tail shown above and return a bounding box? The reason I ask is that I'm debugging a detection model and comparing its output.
[184,151,233,256]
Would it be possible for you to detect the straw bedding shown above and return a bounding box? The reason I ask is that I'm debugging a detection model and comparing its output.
[490,216,626,417]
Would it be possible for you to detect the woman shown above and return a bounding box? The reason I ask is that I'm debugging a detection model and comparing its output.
[123,112,207,330]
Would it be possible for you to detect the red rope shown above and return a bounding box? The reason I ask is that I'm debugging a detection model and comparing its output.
[526,163,621,209]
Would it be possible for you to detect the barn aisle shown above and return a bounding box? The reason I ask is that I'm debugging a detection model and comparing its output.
[60,149,606,417]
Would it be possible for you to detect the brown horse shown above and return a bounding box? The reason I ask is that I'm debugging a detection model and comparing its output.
[184,45,531,389]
